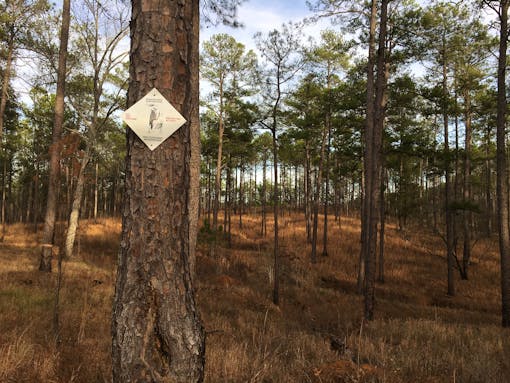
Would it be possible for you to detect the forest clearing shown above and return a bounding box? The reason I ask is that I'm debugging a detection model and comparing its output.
[4,0,510,381]
[0,214,508,382]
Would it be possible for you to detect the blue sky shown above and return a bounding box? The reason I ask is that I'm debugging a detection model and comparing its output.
[15,0,332,104]
[201,0,332,51]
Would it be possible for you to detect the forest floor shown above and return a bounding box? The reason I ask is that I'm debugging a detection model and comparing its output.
[0,213,509,382]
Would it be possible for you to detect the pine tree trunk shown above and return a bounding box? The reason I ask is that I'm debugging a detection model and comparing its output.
[272,126,280,305]
[33,169,39,233]
[443,36,455,297]
[378,167,385,284]
[239,166,244,229]
[261,155,267,237]
[486,125,492,237]
[213,82,225,230]
[496,0,510,328]
[359,0,377,298]
[39,0,71,272]
[305,145,312,243]
[1,161,6,242]
[462,90,472,280]
[322,125,331,257]
[94,161,99,222]
[362,0,384,320]
[112,1,205,381]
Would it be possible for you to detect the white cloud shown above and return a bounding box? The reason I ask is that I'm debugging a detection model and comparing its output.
[201,0,333,53]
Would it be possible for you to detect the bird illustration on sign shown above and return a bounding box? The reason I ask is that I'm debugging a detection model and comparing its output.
[121,88,187,150]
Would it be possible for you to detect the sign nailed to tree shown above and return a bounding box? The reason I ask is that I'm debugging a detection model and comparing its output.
[121,88,187,150]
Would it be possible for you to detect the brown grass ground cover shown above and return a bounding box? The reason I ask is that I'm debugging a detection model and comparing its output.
[0,214,508,382]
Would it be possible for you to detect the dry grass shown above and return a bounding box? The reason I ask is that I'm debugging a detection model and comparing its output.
[0,214,508,382]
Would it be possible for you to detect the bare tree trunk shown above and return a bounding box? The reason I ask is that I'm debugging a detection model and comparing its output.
[362,0,383,320]
[272,126,280,305]
[359,0,377,297]
[442,36,455,297]
[495,0,510,328]
[26,178,33,223]
[226,165,232,247]
[64,151,90,259]
[206,157,211,224]
[213,83,225,230]
[311,108,329,263]
[93,161,99,222]
[239,166,244,229]
[305,144,312,243]
[261,155,267,237]
[1,161,6,242]
[378,165,386,284]
[33,169,39,233]
[40,0,71,272]
[486,125,493,237]
[112,1,205,381]
[462,90,472,280]
[322,125,331,257]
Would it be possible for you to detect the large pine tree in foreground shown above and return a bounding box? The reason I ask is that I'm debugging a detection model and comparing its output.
[111,1,205,381]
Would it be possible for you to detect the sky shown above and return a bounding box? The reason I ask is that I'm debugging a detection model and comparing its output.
[201,0,332,51]
[14,0,333,106]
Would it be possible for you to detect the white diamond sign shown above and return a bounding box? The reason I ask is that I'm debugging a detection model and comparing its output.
[122,88,187,151]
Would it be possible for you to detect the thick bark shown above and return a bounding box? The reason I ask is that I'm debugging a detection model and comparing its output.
[40,0,71,271]
[112,1,205,381]
[496,0,510,328]
[189,12,200,277]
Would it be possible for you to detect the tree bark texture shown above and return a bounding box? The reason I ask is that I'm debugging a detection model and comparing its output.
[363,0,387,321]
[496,0,510,328]
[40,0,71,270]
[359,0,377,297]
[112,1,205,381]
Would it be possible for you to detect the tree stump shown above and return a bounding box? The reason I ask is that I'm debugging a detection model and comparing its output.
[39,244,53,272]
